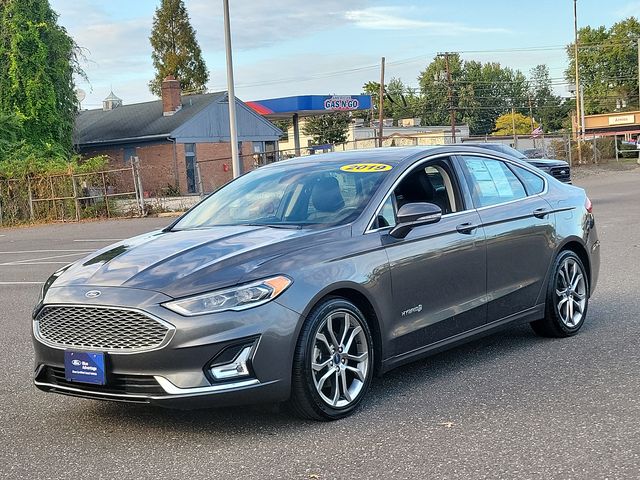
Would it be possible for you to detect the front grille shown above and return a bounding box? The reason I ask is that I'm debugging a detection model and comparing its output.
[36,305,172,351]
[550,166,571,182]
[38,366,165,396]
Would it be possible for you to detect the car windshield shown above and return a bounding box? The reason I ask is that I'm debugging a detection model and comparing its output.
[172,161,392,229]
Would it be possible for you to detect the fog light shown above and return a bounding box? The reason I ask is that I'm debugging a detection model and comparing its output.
[210,346,252,380]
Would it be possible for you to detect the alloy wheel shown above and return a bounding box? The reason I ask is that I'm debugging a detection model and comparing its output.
[311,310,369,408]
[555,257,587,328]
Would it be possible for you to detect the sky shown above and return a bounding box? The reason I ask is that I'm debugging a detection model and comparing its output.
[48,0,640,110]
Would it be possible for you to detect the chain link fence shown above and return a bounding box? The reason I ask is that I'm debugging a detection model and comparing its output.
[0,161,144,227]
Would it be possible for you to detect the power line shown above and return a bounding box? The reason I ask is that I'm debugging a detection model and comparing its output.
[206,38,640,96]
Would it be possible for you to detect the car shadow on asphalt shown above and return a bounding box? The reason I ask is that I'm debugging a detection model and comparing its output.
[77,321,572,434]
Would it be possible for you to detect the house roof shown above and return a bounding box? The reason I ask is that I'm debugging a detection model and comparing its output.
[74,92,227,146]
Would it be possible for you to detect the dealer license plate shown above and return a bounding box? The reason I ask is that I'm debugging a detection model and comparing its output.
[64,351,106,385]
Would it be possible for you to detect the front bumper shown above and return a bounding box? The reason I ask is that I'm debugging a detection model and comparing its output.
[33,364,283,409]
[32,286,301,408]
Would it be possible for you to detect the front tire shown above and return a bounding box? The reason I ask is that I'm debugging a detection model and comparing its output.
[289,298,374,421]
[530,250,589,338]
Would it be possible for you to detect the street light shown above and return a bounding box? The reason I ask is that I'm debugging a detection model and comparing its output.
[222,0,240,178]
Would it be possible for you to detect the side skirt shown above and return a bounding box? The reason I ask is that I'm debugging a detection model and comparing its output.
[380,304,544,374]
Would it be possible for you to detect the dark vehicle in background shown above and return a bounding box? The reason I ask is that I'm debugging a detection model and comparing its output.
[468,142,572,183]
[523,148,546,159]
[33,146,599,421]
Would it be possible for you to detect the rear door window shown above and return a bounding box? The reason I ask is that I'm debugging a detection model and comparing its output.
[460,156,527,208]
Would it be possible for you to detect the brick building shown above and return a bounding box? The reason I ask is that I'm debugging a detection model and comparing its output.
[74,77,282,195]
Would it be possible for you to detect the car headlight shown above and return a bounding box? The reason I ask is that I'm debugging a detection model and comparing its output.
[163,275,292,316]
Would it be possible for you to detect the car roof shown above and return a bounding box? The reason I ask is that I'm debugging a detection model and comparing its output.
[261,145,527,169]
[264,146,433,168]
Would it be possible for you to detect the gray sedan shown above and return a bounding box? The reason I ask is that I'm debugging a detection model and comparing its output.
[32,146,600,420]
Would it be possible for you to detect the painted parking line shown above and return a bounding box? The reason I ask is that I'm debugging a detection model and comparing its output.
[3,261,76,265]
[0,252,89,266]
[0,249,92,254]
[0,281,43,285]
[73,239,122,242]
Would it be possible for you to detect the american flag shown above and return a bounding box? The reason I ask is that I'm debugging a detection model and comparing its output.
[531,126,543,138]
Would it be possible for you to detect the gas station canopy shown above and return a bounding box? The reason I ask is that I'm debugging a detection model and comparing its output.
[246,95,372,119]
[246,95,373,156]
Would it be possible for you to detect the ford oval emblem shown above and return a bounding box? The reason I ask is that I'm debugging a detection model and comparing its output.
[71,359,82,366]
[85,290,101,298]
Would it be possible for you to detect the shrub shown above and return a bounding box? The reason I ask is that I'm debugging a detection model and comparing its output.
[0,139,111,225]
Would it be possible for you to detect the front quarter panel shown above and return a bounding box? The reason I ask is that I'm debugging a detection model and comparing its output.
[256,230,393,364]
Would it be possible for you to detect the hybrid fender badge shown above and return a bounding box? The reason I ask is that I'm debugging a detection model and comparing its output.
[401,304,423,317]
[340,163,392,173]
[85,290,102,298]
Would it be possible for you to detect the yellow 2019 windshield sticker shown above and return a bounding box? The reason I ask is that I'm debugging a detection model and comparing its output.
[340,163,392,173]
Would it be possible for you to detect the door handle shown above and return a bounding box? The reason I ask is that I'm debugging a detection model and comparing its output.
[456,222,478,234]
[533,208,550,219]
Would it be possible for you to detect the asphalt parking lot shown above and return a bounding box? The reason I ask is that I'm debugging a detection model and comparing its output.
[1,167,639,480]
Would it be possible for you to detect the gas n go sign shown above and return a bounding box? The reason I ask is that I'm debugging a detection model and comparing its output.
[323,96,360,111]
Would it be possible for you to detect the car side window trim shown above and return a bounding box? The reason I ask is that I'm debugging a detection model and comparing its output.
[454,153,548,211]
[365,154,470,234]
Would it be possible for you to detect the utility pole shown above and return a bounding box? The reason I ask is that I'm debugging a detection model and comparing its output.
[637,38,640,108]
[528,93,536,148]
[511,107,518,149]
[580,83,586,138]
[442,53,456,144]
[573,0,582,165]
[378,57,385,148]
[223,0,241,177]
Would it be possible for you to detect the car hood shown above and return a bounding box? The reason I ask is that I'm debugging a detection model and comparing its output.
[526,158,569,168]
[51,225,348,298]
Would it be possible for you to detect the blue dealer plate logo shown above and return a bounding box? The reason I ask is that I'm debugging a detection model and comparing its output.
[64,351,106,385]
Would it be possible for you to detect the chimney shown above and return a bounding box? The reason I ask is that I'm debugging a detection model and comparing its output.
[161,75,182,116]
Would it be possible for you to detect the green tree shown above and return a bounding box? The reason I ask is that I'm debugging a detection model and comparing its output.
[149,0,209,96]
[272,119,292,140]
[385,77,421,122]
[418,55,529,135]
[418,54,464,127]
[356,78,421,126]
[459,61,529,135]
[529,64,569,132]
[0,0,81,152]
[0,113,24,155]
[302,113,350,145]
[353,81,384,126]
[492,112,538,135]
[566,17,640,114]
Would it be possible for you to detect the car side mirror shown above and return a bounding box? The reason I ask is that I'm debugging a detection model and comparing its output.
[389,202,442,239]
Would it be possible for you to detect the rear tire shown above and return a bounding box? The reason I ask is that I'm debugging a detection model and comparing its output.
[289,298,374,421]
[530,250,589,338]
